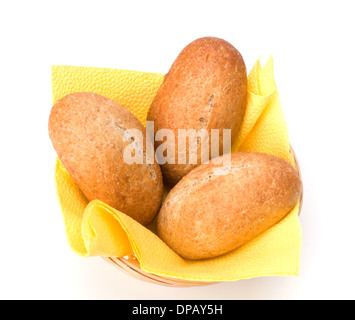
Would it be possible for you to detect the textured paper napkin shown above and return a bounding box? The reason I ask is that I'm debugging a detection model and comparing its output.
[52,57,302,281]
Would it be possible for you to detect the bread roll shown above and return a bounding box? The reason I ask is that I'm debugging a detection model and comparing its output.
[157,152,301,259]
[147,37,247,186]
[49,92,163,225]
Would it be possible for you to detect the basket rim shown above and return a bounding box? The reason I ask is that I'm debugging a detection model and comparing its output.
[104,147,303,287]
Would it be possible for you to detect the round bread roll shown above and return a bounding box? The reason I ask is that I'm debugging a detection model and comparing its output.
[49,92,163,225]
[157,152,301,260]
[147,37,247,186]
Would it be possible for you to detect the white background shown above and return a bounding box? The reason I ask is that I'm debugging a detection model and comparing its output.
[0,0,354,300]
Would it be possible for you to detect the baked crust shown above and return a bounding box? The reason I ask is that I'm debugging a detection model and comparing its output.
[157,152,301,260]
[147,37,247,186]
[49,92,163,225]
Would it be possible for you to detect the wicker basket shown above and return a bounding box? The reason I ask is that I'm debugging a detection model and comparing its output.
[103,147,303,287]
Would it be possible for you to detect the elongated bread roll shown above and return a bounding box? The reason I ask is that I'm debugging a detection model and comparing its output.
[49,92,163,225]
[157,152,301,259]
[147,37,247,186]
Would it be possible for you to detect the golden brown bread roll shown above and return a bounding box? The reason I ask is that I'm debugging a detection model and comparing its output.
[48,92,163,225]
[147,37,247,186]
[157,152,301,260]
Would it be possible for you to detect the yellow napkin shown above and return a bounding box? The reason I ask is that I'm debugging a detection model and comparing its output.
[52,57,302,281]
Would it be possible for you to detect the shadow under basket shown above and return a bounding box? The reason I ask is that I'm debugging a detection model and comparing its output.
[103,147,303,287]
